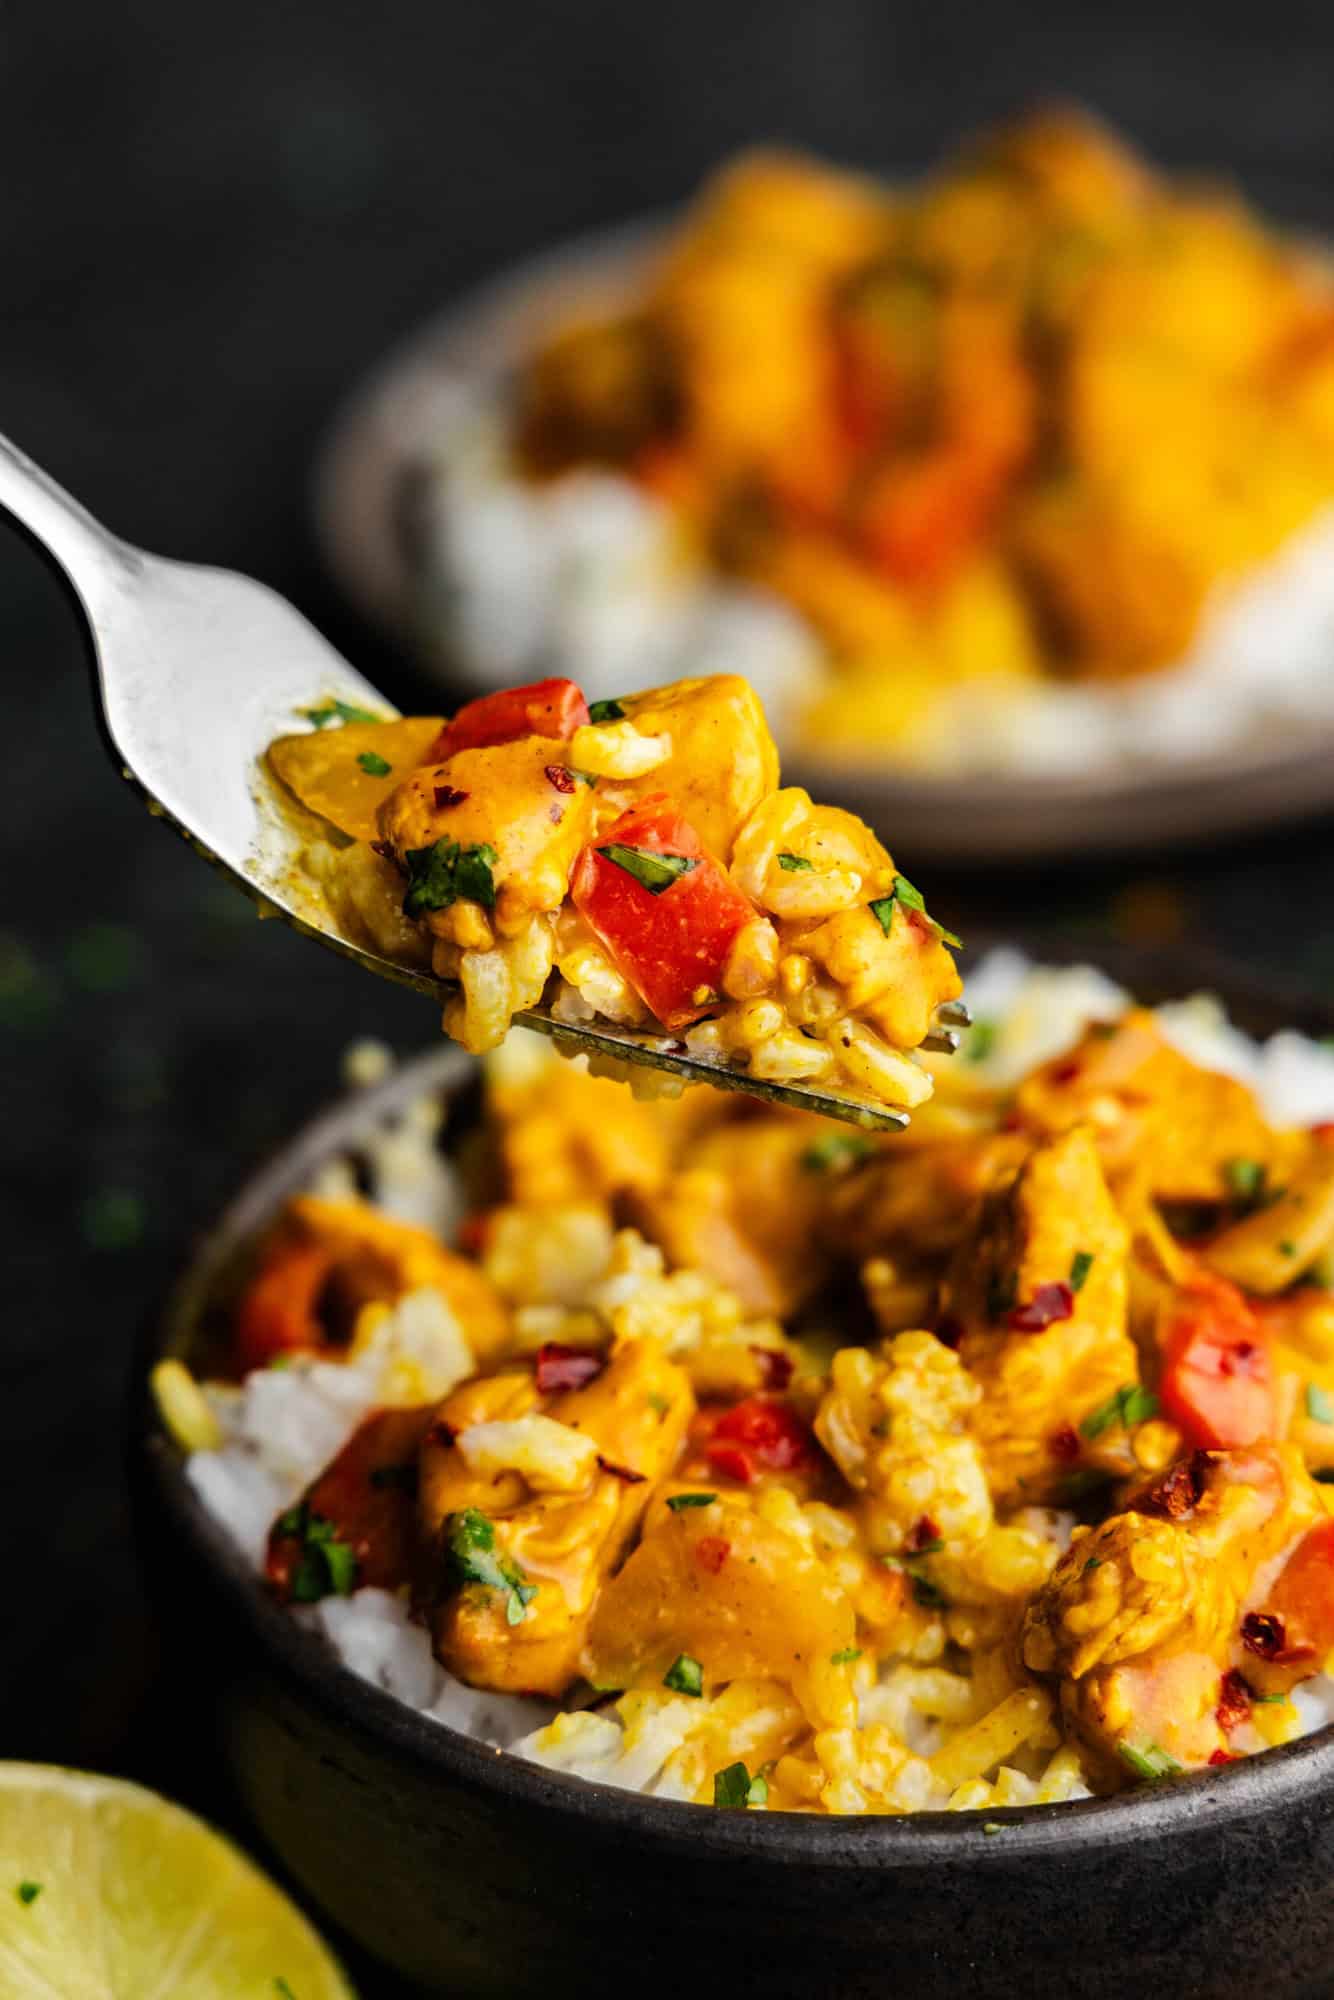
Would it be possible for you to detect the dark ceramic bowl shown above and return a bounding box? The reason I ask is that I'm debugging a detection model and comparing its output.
[138,946,1334,1999]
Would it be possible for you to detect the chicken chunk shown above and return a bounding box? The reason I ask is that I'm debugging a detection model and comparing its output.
[266,1404,436,1602]
[1021,1443,1325,1774]
[1201,1140,1334,1294]
[944,1128,1140,1503]
[1015,1010,1294,1203]
[418,1338,693,1695]
[610,675,779,863]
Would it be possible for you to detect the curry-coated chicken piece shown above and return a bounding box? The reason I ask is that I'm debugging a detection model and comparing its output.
[419,1337,693,1696]
[267,1404,436,1602]
[1014,1010,1297,1204]
[1201,1139,1334,1294]
[583,1486,860,1731]
[621,1113,832,1317]
[943,1127,1140,1504]
[237,1194,511,1371]
[823,1130,1031,1265]
[1021,1444,1327,1776]
[610,674,780,864]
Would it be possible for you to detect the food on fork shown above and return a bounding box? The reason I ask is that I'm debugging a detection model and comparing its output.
[168,956,1334,1815]
[266,671,963,1116]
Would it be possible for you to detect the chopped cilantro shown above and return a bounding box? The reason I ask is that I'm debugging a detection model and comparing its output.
[445,1508,537,1626]
[274,1503,359,1603]
[1280,1240,1298,1258]
[1083,1557,1103,1573]
[16,1882,40,1906]
[713,1761,766,1808]
[1224,1158,1266,1206]
[910,1535,945,1556]
[275,1982,297,1999]
[1069,1250,1095,1293]
[777,853,813,872]
[868,874,963,950]
[830,1647,862,1665]
[597,844,698,895]
[357,750,392,778]
[801,1133,871,1174]
[588,698,625,724]
[301,699,379,729]
[1251,1691,1288,1704]
[1307,1383,1334,1425]
[646,1393,670,1417]
[402,839,498,917]
[663,1653,704,1697]
[569,768,599,786]
[667,1491,718,1511]
[1080,1382,1159,1441]
[965,1020,997,1064]
[1118,1742,1181,1782]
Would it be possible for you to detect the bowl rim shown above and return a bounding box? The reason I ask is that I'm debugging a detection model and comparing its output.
[140,940,1334,1863]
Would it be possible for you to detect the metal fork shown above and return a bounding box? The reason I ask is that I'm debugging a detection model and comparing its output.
[0,430,967,1130]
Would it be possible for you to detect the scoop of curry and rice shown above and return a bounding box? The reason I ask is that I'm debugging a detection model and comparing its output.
[160,957,1334,1816]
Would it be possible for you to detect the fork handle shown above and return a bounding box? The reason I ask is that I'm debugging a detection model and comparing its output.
[0,430,134,620]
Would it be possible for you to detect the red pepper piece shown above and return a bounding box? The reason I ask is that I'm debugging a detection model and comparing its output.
[431,677,590,759]
[535,1343,605,1395]
[708,1396,816,1477]
[1160,1275,1275,1449]
[695,1536,732,1574]
[570,797,757,1033]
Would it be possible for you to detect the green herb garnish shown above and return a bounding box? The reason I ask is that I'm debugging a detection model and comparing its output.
[966,1020,997,1064]
[402,839,499,917]
[713,1761,767,1808]
[1224,1158,1267,1206]
[16,1882,40,1906]
[1080,1383,1159,1441]
[647,1393,671,1416]
[1084,1557,1103,1573]
[597,844,698,895]
[357,750,392,777]
[1119,1742,1182,1782]
[830,1647,862,1665]
[588,698,626,724]
[777,853,813,872]
[1069,1250,1095,1293]
[302,699,379,729]
[275,1982,298,1999]
[274,1503,359,1603]
[1280,1240,1298,1258]
[868,874,963,950]
[1251,1691,1288,1704]
[800,1133,872,1174]
[664,1653,704,1697]
[1307,1383,1334,1425]
[667,1491,718,1511]
[445,1508,537,1626]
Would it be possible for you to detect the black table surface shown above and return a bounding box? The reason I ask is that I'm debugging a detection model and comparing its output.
[6,1,1334,1988]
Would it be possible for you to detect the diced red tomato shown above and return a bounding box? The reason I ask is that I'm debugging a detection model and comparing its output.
[431,677,590,760]
[1158,1275,1275,1450]
[1262,1518,1334,1666]
[857,449,997,589]
[705,1396,817,1484]
[570,797,757,1033]
[235,1240,335,1373]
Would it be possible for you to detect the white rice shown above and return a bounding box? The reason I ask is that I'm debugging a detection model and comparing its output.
[185,951,1334,1785]
[419,395,1334,779]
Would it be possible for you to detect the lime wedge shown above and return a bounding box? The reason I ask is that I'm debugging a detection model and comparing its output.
[0,1763,355,1998]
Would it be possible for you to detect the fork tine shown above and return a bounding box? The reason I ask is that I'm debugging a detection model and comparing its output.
[919,1028,961,1054]
[935,999,972,1028]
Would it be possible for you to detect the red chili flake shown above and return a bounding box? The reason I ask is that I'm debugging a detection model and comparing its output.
[906,1515,942,1554]
[710,1397,814,1473]
[706,1441,756,1485]
[1049,1060,1082,1085]
[1133,1455,1206,1521]
[935,1314,964,1349]
[1241,1612,1287,1660]
[544,764,577,794]
[999,1110,1024,1133]
[535,1344,605,1395]
[1219,1340,1264,1379]
[433,784,470,810]
[456,1212,492,1257]
[1048,1423,1081,1464]
[751,1346,793,1392]
[1216,1669,1253,1733]
[597,1454,646,1484]
[1208,1749,1239,1766]
[1008,1282,1075,1332]
[695,1536,732,1574]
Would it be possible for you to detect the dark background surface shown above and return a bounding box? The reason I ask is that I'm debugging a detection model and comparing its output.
[5,0,1334,1988]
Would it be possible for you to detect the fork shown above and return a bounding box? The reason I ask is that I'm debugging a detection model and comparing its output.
[0,429,967,1129]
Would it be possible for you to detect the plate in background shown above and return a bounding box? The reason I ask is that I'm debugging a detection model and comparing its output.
[315,212,1334,864]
